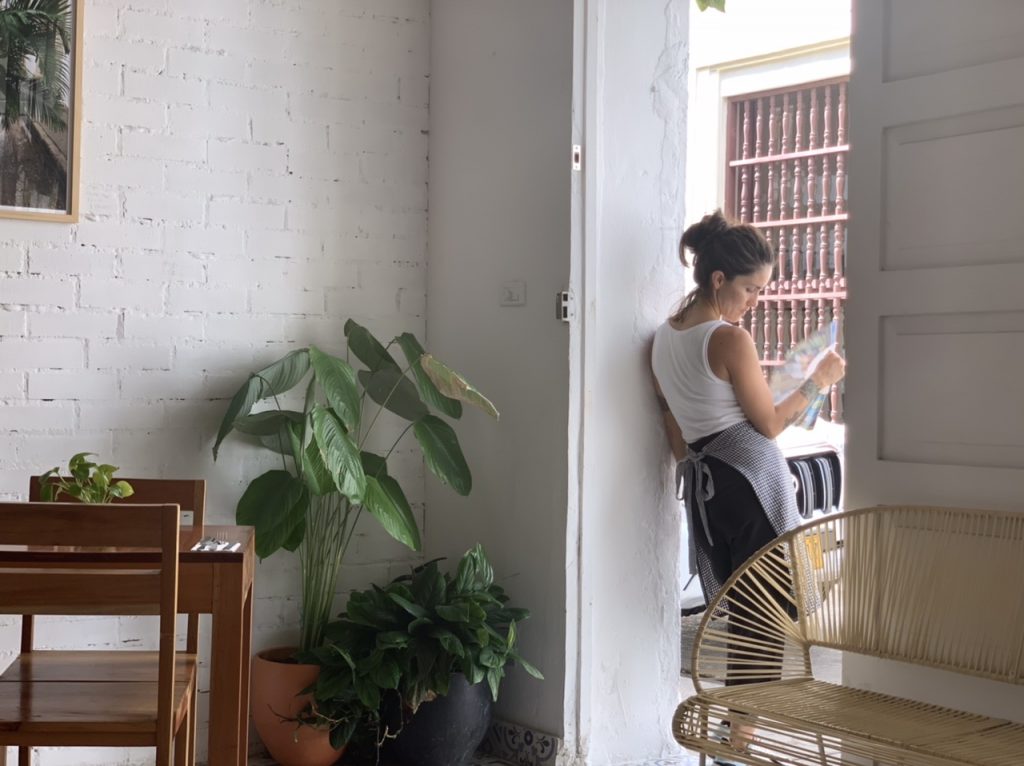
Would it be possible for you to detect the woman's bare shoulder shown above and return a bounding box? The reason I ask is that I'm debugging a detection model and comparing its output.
[709,323,756,362]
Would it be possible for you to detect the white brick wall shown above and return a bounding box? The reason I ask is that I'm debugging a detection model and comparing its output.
[0,1,430,763]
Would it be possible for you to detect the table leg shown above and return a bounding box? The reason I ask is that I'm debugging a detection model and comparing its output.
[238,583,253,766]
[208,563,245,766]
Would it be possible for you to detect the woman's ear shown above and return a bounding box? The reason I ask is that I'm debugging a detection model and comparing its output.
[711,270,726,289]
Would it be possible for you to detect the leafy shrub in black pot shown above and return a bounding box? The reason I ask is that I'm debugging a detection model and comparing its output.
[298,544,543,766]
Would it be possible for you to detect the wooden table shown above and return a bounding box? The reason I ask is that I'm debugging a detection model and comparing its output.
[178,525,254,766]
[0,524,255,766]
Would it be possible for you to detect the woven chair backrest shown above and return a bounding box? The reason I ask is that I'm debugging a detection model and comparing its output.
[794,505,1024,684]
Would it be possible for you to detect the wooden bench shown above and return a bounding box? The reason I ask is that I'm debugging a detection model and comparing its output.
[673,505,1024,766]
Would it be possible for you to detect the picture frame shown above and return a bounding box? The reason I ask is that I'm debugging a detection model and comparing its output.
[0,0,84,223]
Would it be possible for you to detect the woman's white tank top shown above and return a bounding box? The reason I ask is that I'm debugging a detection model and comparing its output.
[651,319,747,442]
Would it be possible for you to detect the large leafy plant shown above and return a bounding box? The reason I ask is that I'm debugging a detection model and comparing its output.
[39,452,134,503]
[297,544,543,749]
[213,320,497,651]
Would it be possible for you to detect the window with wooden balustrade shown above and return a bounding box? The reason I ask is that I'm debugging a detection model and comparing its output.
[725,77,848,423]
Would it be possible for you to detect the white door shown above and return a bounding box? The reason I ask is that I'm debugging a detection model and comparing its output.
[844,0,1024,715]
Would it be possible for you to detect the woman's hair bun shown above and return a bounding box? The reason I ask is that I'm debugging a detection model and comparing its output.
[681,209,730,254]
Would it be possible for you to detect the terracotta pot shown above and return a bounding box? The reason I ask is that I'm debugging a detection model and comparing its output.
[251,646,345,766]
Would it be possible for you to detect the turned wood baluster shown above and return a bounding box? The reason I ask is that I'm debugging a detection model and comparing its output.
[753,97,764,222]
[780,94,792,219]
[779,94,792,297]
[777,296,786,361]
[767,96,777,223]
[819,223,831,293]
[833,222,845,292]
[792,301,802,352]
[835,83,847,291]
[792,90,805,293]
[821,83,833,214]
[740,101,751,221]
[806,87,819,292]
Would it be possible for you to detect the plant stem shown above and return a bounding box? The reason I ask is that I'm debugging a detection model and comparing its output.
[298,493,350,650]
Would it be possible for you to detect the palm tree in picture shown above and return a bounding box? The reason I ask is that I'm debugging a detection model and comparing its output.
[0,0,72,209]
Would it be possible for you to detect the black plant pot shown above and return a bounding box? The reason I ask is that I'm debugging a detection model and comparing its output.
[387,673,494,766]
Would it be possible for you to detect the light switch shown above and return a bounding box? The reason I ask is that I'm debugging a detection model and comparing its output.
[500,280,527,307]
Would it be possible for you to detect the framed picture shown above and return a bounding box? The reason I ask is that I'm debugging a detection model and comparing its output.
[0,0,84,223]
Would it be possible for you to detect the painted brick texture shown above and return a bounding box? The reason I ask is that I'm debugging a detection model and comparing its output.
[0,1,429,763]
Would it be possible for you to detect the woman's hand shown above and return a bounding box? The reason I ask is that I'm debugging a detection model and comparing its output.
[809,348,846,389]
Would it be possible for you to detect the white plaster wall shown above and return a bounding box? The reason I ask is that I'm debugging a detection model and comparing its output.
[0,1,430,763]
[685,0,850,230]
[574,1,690,763]
[426,0,573,740]
[689,0,851,69]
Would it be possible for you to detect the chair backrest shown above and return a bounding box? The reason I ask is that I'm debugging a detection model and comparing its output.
[30,477,206,527]
[692,505,1024,689]
[794,505,1024,684]
[0,502,181,746]
[27,477,205,652]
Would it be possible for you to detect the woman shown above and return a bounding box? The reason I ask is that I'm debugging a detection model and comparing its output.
[651,210,845,755]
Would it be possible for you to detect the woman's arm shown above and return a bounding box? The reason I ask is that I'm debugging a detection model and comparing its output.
[653,377,688,461]
[711,324,845,440]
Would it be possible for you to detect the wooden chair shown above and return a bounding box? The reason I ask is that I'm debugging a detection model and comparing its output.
[28,478,206,651]
[0,502,196,765]
[673,505,1024,766]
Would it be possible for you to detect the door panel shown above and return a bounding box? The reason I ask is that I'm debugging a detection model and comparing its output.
[844,0,1024,719]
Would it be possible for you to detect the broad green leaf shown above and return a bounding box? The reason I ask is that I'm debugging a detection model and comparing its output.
[479,646,503,669]
[358,368,428,422]
[311,407,366,503]
[330,720,358,750]
[359,450,388,479]
[232,410,304,436]
[468,543,493,588]
[343,319,399,372]
[436,603,474,623]
[513,652,544,679]
[695,0,726,11]
[396,333,463,419]
[213,349,310,458]
[486,667,502,701]
[362,475,421,551]
[253,348,312,396]
[111,480,134,499]
[414,415,472,495]
[376,631,410,649]
[213,377,263,459]
[369,657,401,689]
[352,674,380,710]
[388,591,428,619]
[281,509,306,552]
[430,628,465,658]
[236,470,308,558]
[258,421,296,456]
[419,355,498,420]
[309,345,361,431]
[302,435,336,496]
[411,565,446,609]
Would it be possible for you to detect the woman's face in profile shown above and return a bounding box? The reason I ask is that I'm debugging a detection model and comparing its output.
[716,264,772,323]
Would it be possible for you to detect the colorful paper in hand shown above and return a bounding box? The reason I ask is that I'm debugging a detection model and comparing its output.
[768,320,838,430]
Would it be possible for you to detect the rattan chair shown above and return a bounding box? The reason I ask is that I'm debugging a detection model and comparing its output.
[674,505,1024,766]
